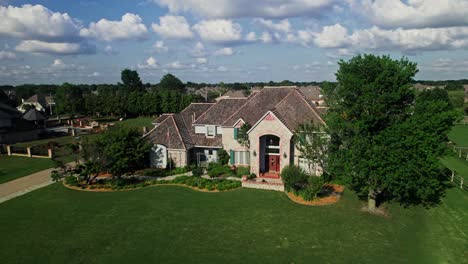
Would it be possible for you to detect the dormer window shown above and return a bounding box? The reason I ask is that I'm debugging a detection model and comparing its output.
[206,125,215,137]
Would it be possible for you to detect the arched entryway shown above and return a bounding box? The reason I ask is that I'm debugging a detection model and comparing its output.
[259,135,280,177]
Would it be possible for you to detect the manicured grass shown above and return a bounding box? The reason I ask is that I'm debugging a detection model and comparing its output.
[0,156,56,184]
[442,155,468,178]
[0,184,465,263]
[114,117,154,130]
[449,124,468,147]
[14,135,78,147]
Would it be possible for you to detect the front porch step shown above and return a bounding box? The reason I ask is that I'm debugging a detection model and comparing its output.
[242,178,285,192]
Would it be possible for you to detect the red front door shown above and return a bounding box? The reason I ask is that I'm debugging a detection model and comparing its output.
[266,155,280,172]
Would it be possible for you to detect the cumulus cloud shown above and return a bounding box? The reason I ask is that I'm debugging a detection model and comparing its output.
[214,47,234,56]
[153,0,335,18]
[15,40,96,55]
[245,32,257,42]
[255,19,291,33]
[152,15,193,39]
[80,13,148,41]
[0,50,17,60]
[290,23,468,53]
[193,19,242,44]
[153,40,169,53]
[88,72,101,77]
[138,56,159,69]
[0,4,82,42]
[357,0,468,29]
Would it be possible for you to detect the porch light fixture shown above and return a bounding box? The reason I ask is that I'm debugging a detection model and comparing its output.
[283,152,287,159]
[253,150,257,157]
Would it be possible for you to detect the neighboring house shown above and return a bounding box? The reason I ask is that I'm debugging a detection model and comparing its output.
[0,103,39,144]
[22,108,47,128]
[145,86,326,177]
[298,86,325,106]
[17,94,55,115]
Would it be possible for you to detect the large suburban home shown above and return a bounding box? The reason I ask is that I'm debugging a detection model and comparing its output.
[144,86,326,177]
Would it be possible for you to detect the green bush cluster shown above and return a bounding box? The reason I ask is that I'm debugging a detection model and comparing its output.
[192,167,203,177]
[153,176,241,191]
[235,166,250,177]
[207,163,232,178]
[281,165,324,201]
[137,166,190,177]
[64,176,79,186]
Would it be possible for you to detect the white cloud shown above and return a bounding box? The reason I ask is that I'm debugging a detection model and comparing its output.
[196,57,208,64]
[193,19,242,44]
[50,59,85,71]
[103,45,118,55]
[153,40,169,53]
[152,15,193,39]
[421,57,468,73]
[191,42,206,57]
[260,31,273,43]
[245,32,257,42]
[88,72,101,77]
[357,0,468,29]
[166,60,187,69]
[153,0,335,18]
[311,23,468,52]
[80,13,148,41]
[214,47,234,56]
[0,4,82,42]
[15,40,95,55]
[0,50,17,60]
[313,24,349,48]
[138,56,159,69]
[255,19,291,33]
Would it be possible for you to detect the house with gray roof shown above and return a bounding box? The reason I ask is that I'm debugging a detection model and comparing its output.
[144,86,326,177]
[17,94,55,115]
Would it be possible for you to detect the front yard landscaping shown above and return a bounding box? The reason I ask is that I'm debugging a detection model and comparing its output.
[0,156,56,184]
[0,183,465,263]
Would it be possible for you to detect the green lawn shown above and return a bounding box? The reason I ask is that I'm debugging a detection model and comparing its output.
[0,156,56,184]
[14,135,78,147]
[449,124,468,147]
[114,116,154,130]
[0,184,466,263]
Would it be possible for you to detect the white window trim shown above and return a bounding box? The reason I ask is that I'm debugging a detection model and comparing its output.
[206,125,216,138]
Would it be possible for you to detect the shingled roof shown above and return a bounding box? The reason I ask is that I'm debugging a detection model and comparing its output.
[22,108,46,121]
[298,86,321,100]
[222,87,296,127]
[193,98,247,126]
[145,114,186,150]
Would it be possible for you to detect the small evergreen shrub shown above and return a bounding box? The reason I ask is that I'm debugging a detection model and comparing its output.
[207,163,231,178]
[281,165,308,191]
[236,166,250,177]
[217,149,230,165]
[192,167,203,177]
[64,175,78,186]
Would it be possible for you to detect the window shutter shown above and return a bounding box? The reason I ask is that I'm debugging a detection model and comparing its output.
[233,128,238,140]
[229,149,235,165]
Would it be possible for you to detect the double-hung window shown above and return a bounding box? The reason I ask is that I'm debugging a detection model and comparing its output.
[206,125,215,137]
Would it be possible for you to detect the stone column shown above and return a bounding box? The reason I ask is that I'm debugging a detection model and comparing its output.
[27,147,32,157]
[48,148,53,158]
[6,145,11,156]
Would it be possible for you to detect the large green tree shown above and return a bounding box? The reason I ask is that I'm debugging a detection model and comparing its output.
[158,73,185,92]
[88,126,150,178]
[121,69,144,93]
[324,54,457,212]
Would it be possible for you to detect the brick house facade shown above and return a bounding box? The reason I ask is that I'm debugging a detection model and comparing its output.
[144,86,325,177]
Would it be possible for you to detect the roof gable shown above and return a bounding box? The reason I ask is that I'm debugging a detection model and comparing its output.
[193,98,247,126]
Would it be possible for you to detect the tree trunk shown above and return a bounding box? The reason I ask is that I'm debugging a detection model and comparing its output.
[368,187,377,212]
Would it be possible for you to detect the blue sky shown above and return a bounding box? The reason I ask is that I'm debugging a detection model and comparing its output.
[0,0,467,85]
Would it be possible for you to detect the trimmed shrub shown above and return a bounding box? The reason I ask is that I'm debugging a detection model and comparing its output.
[281,165,308,191]
[217,149,230,165]
[64,175,78,186]
[236,166,250,177]
[192,167,203,177]
[207,163,231,178]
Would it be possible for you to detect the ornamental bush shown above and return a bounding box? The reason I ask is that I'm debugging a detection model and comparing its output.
[192,167,203,177]
[207,163,231,178]
[281,165,308,191]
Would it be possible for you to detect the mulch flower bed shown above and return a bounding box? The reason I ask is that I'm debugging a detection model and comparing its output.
[286,184,345,206]
[63,182,241,193]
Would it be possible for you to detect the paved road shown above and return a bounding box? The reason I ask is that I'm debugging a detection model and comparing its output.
[0,163,74,204]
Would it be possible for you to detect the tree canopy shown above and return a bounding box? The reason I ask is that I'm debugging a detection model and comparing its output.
[323,54,457,211]
[121,69,144,93]
[158,73,185,92]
